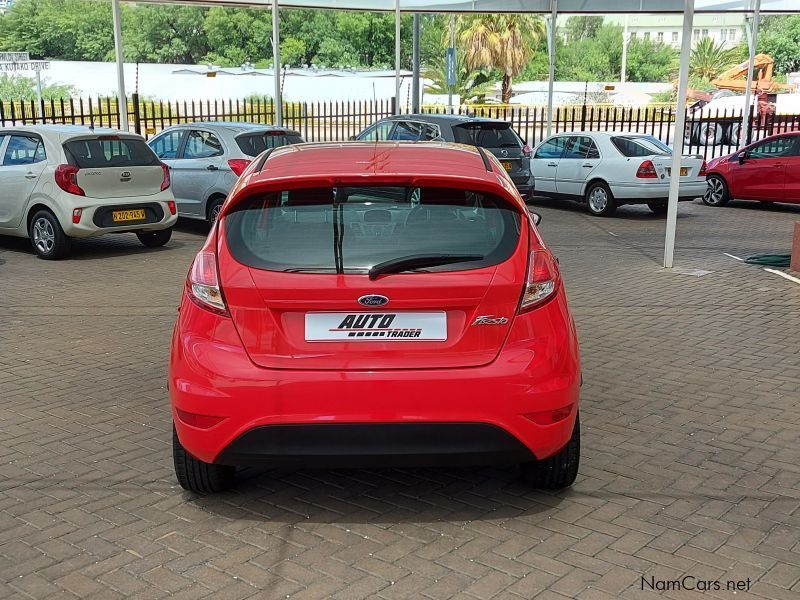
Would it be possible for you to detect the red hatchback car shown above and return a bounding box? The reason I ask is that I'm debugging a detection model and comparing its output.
[704,132,800,206]
[169,142,581,493]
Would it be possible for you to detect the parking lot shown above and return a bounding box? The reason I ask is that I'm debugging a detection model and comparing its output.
[2,198,799,599]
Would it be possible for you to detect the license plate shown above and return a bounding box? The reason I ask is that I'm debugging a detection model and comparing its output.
[305,312,447,342]
[501,161,513,171]
[666,167,689,176]
[112,209,146,222]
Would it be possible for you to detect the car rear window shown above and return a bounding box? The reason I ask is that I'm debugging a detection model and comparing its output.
[64,137,160,168]
[611,136,672,157]
[453,123,520,149]
[224,186,521,274]
[235,132,303,157]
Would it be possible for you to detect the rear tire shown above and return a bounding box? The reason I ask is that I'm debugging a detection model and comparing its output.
[207,196,225,226]
[173,426,235,493]
[585,182,616,217]
[521,415,580,489]
[29,210,70,260]
[698,123,722,146]
[136,228,172,248]
[703,175,730,207]
[647,202,668,216]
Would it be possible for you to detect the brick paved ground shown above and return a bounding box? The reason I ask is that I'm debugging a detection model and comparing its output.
[1,199,799,600]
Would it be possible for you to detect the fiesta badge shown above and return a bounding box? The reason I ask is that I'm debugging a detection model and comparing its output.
[358,294,389,307]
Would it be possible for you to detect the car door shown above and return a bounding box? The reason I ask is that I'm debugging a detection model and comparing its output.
[0,134,48,229]
[556,136,601,197]
[730,136,795,201]
[148,128,187,207]
[531,136,567,195]
[173,129,225,217]
[780,136,800,202]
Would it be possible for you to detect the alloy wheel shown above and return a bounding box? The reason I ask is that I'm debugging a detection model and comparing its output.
[705,178,725,206]
[33,218,55,254]
[588,187,608,213]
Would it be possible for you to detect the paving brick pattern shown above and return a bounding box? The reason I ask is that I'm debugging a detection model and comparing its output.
[1,200,799,599]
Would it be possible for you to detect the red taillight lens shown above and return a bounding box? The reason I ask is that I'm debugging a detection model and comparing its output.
[167,200,177,215]
[519,249,560,313]
[524,404,574,426]
[636,160,658,179]
[71,208,82,224]
[699,161,707,176]
[522,143,532,157]
[54,164,85,196]
[186,251,228,315]
[175,407,225,429]
[160,163,171,191]
[227,158,251,177]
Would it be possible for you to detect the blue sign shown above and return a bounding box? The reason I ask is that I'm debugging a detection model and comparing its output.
[446,48,456,86]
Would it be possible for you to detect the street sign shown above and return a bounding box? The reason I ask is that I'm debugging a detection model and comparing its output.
[0,51,50,73]
[446,48,456,87]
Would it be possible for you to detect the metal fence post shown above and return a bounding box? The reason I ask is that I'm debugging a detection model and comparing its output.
[131,93,142,135]
[745,104,755,146]
[391,96,397,116]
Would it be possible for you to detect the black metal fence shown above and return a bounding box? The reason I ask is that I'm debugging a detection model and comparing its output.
[2,94,799,161]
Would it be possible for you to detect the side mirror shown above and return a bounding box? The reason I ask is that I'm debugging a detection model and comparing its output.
[348,135,357,141]
[738,151,749,164]
[531,212,542,226]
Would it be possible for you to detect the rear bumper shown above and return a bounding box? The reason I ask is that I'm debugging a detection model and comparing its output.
[170,291,581,467]
[54,191,177,238]
[609,180,707,201]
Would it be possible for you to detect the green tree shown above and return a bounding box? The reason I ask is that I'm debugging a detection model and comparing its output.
[626,39,677,82]
[280,38,307,67]
[423,52,495,104]
[124,5,210,64]
[758,15,800,75]
[563,16,604,42]
[202,7,271,66]
[0,73,78,99]
[690,37,738,80]
[457,14,545,103]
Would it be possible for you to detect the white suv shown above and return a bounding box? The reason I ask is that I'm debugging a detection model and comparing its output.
[0,125,177,259]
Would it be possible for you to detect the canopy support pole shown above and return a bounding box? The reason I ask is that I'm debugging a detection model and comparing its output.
[447,15,455,113]
[546,0,557,137]
[664,0,695,269]
[621,15,629,84]
[111,0,128,131]
[272,0,282,126]
[741,0,761,147]
[395,0,401,114]
[412,14,420,113]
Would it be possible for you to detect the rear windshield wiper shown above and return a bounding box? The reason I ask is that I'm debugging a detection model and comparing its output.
[368,254,483,280]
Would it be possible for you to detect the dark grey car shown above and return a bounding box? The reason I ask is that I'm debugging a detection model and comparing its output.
[353,114,534,198]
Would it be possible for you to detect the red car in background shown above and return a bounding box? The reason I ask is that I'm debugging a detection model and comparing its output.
[169,142,581,493]
[704,132,800,206]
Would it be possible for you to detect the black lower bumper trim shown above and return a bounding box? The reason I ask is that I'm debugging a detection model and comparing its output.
[215,422,535,468]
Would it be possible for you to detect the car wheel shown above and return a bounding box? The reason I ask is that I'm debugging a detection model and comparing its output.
[585,182,616,217]
[173,425,235,493]
[136,227,172,248]
[726,123,741,147]
[647,202,668,215]
[703,175,730,207]
[29,210,70,260]
[521,414,580,489]
[208,197,224,225]
[698,123,722,146]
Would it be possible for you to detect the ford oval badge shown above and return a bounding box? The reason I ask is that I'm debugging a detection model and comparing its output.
[358,294,389,307]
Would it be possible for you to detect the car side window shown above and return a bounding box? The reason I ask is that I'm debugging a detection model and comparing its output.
[564,136,599,160]
[359,121,395,141]
[748,137,796,159]
[586,140,600,159]
[183,130,224,159]
[534,137,566,160]
[150,130,184,160]
[390,121,439,141]
[2,135,46,166]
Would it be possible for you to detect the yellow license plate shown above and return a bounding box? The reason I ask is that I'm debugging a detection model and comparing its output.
[112,209,146,222]
[667,167,689,177]
[501,161,513,171]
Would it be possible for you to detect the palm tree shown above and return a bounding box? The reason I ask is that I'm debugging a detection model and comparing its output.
[690,37,738,80]
[457,14,546,104]
[423,52,495,104]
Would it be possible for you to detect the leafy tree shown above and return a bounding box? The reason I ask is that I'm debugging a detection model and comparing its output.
[280,38,307,67]
[457,14,545,103]
[0,73,78,99]
[758,15,800,75]
[626,38,677,82]
[202,7,271,67]
[124,5,210,64]
[423,51,495,104]
[563,16,604,42]
[690,37,738,80]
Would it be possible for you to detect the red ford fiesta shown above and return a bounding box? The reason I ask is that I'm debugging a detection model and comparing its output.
[169,142,581,493]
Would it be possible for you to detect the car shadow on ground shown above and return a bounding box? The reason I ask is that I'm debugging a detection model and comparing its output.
[174,217,212,236]
[527,195,700,220]
[187,465,568,523]
[0,232,187,260]
[724,199,800,214]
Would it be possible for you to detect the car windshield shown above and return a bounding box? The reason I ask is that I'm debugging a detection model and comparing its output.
[453,123,521,148]
[224,186,521,274]
[235,132,303,156]
[611,136,672,157]
[64,137,161,168]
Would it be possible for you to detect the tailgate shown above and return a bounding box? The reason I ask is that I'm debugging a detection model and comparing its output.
[217,184,528,370]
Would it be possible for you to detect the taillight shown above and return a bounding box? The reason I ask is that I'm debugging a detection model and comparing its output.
[71,208,82,224]
[522,143,532,157]
[167,200,177,215]
[55,164,85,196]
[186,251,228,315]
[227,158,251,177]
[519,249,560,313]
[160,163,171,191]
[699,161,707,176]
[636,160,658,179]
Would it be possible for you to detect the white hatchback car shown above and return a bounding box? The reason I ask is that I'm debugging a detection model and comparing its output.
[0,125,177,259]
[531,132,708,216]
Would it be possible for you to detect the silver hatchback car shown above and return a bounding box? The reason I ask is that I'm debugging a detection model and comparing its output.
[147,122,303,224]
